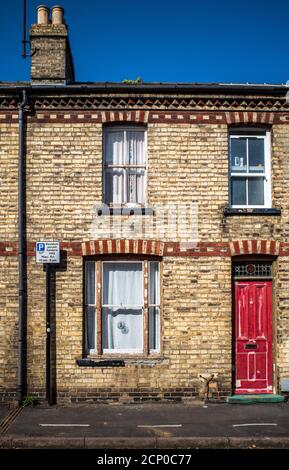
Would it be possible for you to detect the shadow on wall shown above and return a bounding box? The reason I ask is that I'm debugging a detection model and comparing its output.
[43,250,67,405]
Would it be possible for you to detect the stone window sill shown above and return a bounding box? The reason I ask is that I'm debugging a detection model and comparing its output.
[223,207,281,217]
[96,207,154,216]
[76,357,169,367]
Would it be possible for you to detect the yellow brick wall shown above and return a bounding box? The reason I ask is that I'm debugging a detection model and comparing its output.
[276,257,289,381]
[0,257,18,393]
[26,123,103,241]
[0,123,18,240]
[1,118,289,401]
[25,256,232,401]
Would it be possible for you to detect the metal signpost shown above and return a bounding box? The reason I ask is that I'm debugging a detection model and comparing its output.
[36,242,60,405]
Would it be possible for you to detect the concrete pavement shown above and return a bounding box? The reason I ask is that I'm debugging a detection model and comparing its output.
[1,401,289,448]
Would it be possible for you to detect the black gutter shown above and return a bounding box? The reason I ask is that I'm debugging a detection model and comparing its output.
[0,83,288,96]
[17,89,28,404]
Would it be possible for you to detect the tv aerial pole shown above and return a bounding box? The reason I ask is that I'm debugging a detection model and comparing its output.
[22,0,30,58]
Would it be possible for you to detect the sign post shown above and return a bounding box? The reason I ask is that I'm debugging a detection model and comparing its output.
[36,241,60,405]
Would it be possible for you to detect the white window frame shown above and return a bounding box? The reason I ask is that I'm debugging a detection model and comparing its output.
[102,260,144,354]
[84,259,161,356]
[103,126,147,207]
[84,261,97,355]
[229,129,271,209]
[148,261,161,354]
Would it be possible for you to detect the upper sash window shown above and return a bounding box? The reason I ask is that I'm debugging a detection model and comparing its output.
[103,127,147,206]
[229,129,271,208]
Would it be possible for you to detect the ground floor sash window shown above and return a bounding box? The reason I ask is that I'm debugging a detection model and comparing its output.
[84,258,161,356]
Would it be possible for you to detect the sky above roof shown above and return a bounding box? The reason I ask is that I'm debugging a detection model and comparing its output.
[1,0,289,85]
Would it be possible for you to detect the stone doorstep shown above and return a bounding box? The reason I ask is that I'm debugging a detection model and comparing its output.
[226,394,285,404]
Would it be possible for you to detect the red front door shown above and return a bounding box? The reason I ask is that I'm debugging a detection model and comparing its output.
[234,281,273,394]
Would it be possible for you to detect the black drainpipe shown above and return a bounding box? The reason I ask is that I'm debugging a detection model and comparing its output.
[18,90,29,404]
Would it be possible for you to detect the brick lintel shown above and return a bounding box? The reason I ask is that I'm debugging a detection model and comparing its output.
[1,111,289,125]
[0,240,287,258]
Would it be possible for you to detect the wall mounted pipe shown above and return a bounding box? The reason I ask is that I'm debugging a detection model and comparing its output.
[18,89,29,404]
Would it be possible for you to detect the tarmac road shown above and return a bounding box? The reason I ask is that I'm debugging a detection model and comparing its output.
[1,401,289,448]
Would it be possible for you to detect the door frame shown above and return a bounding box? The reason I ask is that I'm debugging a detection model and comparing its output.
[231,256,277,395]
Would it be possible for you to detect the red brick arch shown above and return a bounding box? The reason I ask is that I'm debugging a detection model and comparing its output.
[230,240,280,257]
[82,239,164,256]
[101,111,149,124]
[226,111,274,125]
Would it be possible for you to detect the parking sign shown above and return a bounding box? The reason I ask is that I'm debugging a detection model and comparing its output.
[36,241,60,264]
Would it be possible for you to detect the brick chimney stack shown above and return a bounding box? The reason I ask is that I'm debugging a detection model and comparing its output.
[30,5,75,84]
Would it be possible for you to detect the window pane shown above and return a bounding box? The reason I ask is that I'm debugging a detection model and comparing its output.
[149,261,160,305]
[102,307,143,352]
[85,262,95,305]
[127,169,145,204]
[136,170,145,204]
[126,130,145,165]
[149,263,160,352]
[231,177,246,206]
[103,262,143,306]
[104,170,126,204]
[105,131,124,165]
[248,177,264,205]
[104,129,146,205]
[230,138,247,173]
[149,307,160,352]
[85,306,96,352]
[248,138,265,173]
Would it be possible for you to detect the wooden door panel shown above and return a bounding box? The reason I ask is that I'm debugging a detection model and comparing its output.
[236,284,249,339]
[254,284,268,339]
[248,353,255,380]
[256,353,267,380]
[236,354,247,379]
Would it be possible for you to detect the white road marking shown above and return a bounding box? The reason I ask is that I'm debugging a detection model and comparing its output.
[137,424,182,428]
[39,424,90,427]
[232,423,278,427]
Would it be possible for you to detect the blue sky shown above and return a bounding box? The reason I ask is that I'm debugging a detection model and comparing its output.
[1,0,289,84]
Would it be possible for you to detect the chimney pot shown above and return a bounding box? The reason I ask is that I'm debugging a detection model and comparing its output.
[37,5,50,25]
[51,6,64,25]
